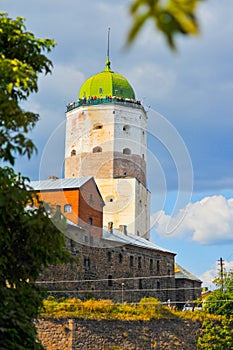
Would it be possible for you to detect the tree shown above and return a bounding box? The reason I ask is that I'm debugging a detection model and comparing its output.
[203,270,233,317]
[0,13,71,349]
[198,317,233,350]
[127,0,202,50]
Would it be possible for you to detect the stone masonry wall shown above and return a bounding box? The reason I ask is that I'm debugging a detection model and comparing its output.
[36,318,202,350]
[38,236,176,303]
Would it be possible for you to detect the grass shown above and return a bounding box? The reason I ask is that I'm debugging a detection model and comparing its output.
[40,296,214,321]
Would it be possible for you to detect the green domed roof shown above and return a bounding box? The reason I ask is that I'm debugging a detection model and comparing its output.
[78,59,135,100]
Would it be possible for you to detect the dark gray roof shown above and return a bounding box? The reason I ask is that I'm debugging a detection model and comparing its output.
[103,227,175,254]
[175,264,202,282]
[30,177,92,191]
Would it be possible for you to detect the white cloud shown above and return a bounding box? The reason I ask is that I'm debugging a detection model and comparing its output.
[200,259,233,290]
[152,195,233,245]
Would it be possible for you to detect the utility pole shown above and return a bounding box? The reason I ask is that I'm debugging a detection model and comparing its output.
[217,257,224,292]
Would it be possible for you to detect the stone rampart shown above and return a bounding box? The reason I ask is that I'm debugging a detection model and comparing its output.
[36,318,201,350]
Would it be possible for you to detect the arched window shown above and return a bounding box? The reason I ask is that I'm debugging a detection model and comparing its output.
[118,253,123,264]
[88,217,93,225]
[93,123,103,130]
[64,204,72,213]
[71,149,76,156]
[123,125,130,132]
[92,146,102,153]
[123,148,131,155]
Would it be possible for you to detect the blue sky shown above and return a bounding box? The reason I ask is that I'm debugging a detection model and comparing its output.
[2,0,233,289]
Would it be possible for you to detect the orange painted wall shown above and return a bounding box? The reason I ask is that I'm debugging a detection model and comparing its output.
[35,179,104,238]
[37,188,80,224]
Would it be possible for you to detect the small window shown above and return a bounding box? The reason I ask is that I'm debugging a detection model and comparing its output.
[64,204,72,213]
[89,194,94,204]
[93,146,102,153]
[118,253,123,264]
[123,125,130,132]
[90,236,94,246]
[138,257,142,269]
[71,149,76,156]
[108,275,113,287]
[84,257,90,268]
[137,230,140,236]
[84,236,88,244]
[157,260,160,272]
[105,195,115,203]
[157,281,160,290]
[88,217,93,225]
[168,269,171,276]
[123,148,131,155]
[107,251,112,262]
[150,259,153,271]
[139,279,143,290]
[130,256,134,268]
[56,205,61,212]
[93,123,103,130]
[99,88,103,94]
[142,154,144,159]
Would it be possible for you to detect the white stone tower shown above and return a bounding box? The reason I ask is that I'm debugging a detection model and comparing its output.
[64,57,150,239]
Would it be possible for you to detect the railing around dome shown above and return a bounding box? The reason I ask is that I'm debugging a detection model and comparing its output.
[66,96,143,112]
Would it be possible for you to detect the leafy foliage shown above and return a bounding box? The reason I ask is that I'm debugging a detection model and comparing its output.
[203,270,233,317]
[198,317,233,350]
[0,13,70,349]
[127,0,202,49]
[0,12,55,165]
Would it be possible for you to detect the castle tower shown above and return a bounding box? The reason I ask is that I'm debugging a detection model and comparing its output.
[64,58,150,239]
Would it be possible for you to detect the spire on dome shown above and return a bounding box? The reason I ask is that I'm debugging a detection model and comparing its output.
[105,27,111,71]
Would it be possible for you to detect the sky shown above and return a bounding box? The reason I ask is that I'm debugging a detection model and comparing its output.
[2,0,233,289]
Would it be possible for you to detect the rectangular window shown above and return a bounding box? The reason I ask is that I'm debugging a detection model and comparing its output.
[150,259,153,271]
[138,257,142,269]
[130,256,134,268]
[108,275,113,287]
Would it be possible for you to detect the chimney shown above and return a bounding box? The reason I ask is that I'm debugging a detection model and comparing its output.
[108,222,113,233]
[119,225,127,235]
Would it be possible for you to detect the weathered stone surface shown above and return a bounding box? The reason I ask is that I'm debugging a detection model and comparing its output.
[36,318,201,350]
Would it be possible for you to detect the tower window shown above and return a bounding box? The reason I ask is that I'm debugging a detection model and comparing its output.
[123,125,130,132]
[88,217,93,225]
[93,146,102,153]
[71,149,76,156]
[64,204,72,213]
[93,123,103,130]
[123,148,131,155]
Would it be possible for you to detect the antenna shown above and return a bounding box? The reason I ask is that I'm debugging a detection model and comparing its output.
[107,27,110,60]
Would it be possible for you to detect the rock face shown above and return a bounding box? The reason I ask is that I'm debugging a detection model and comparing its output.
[36,318,201,350]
